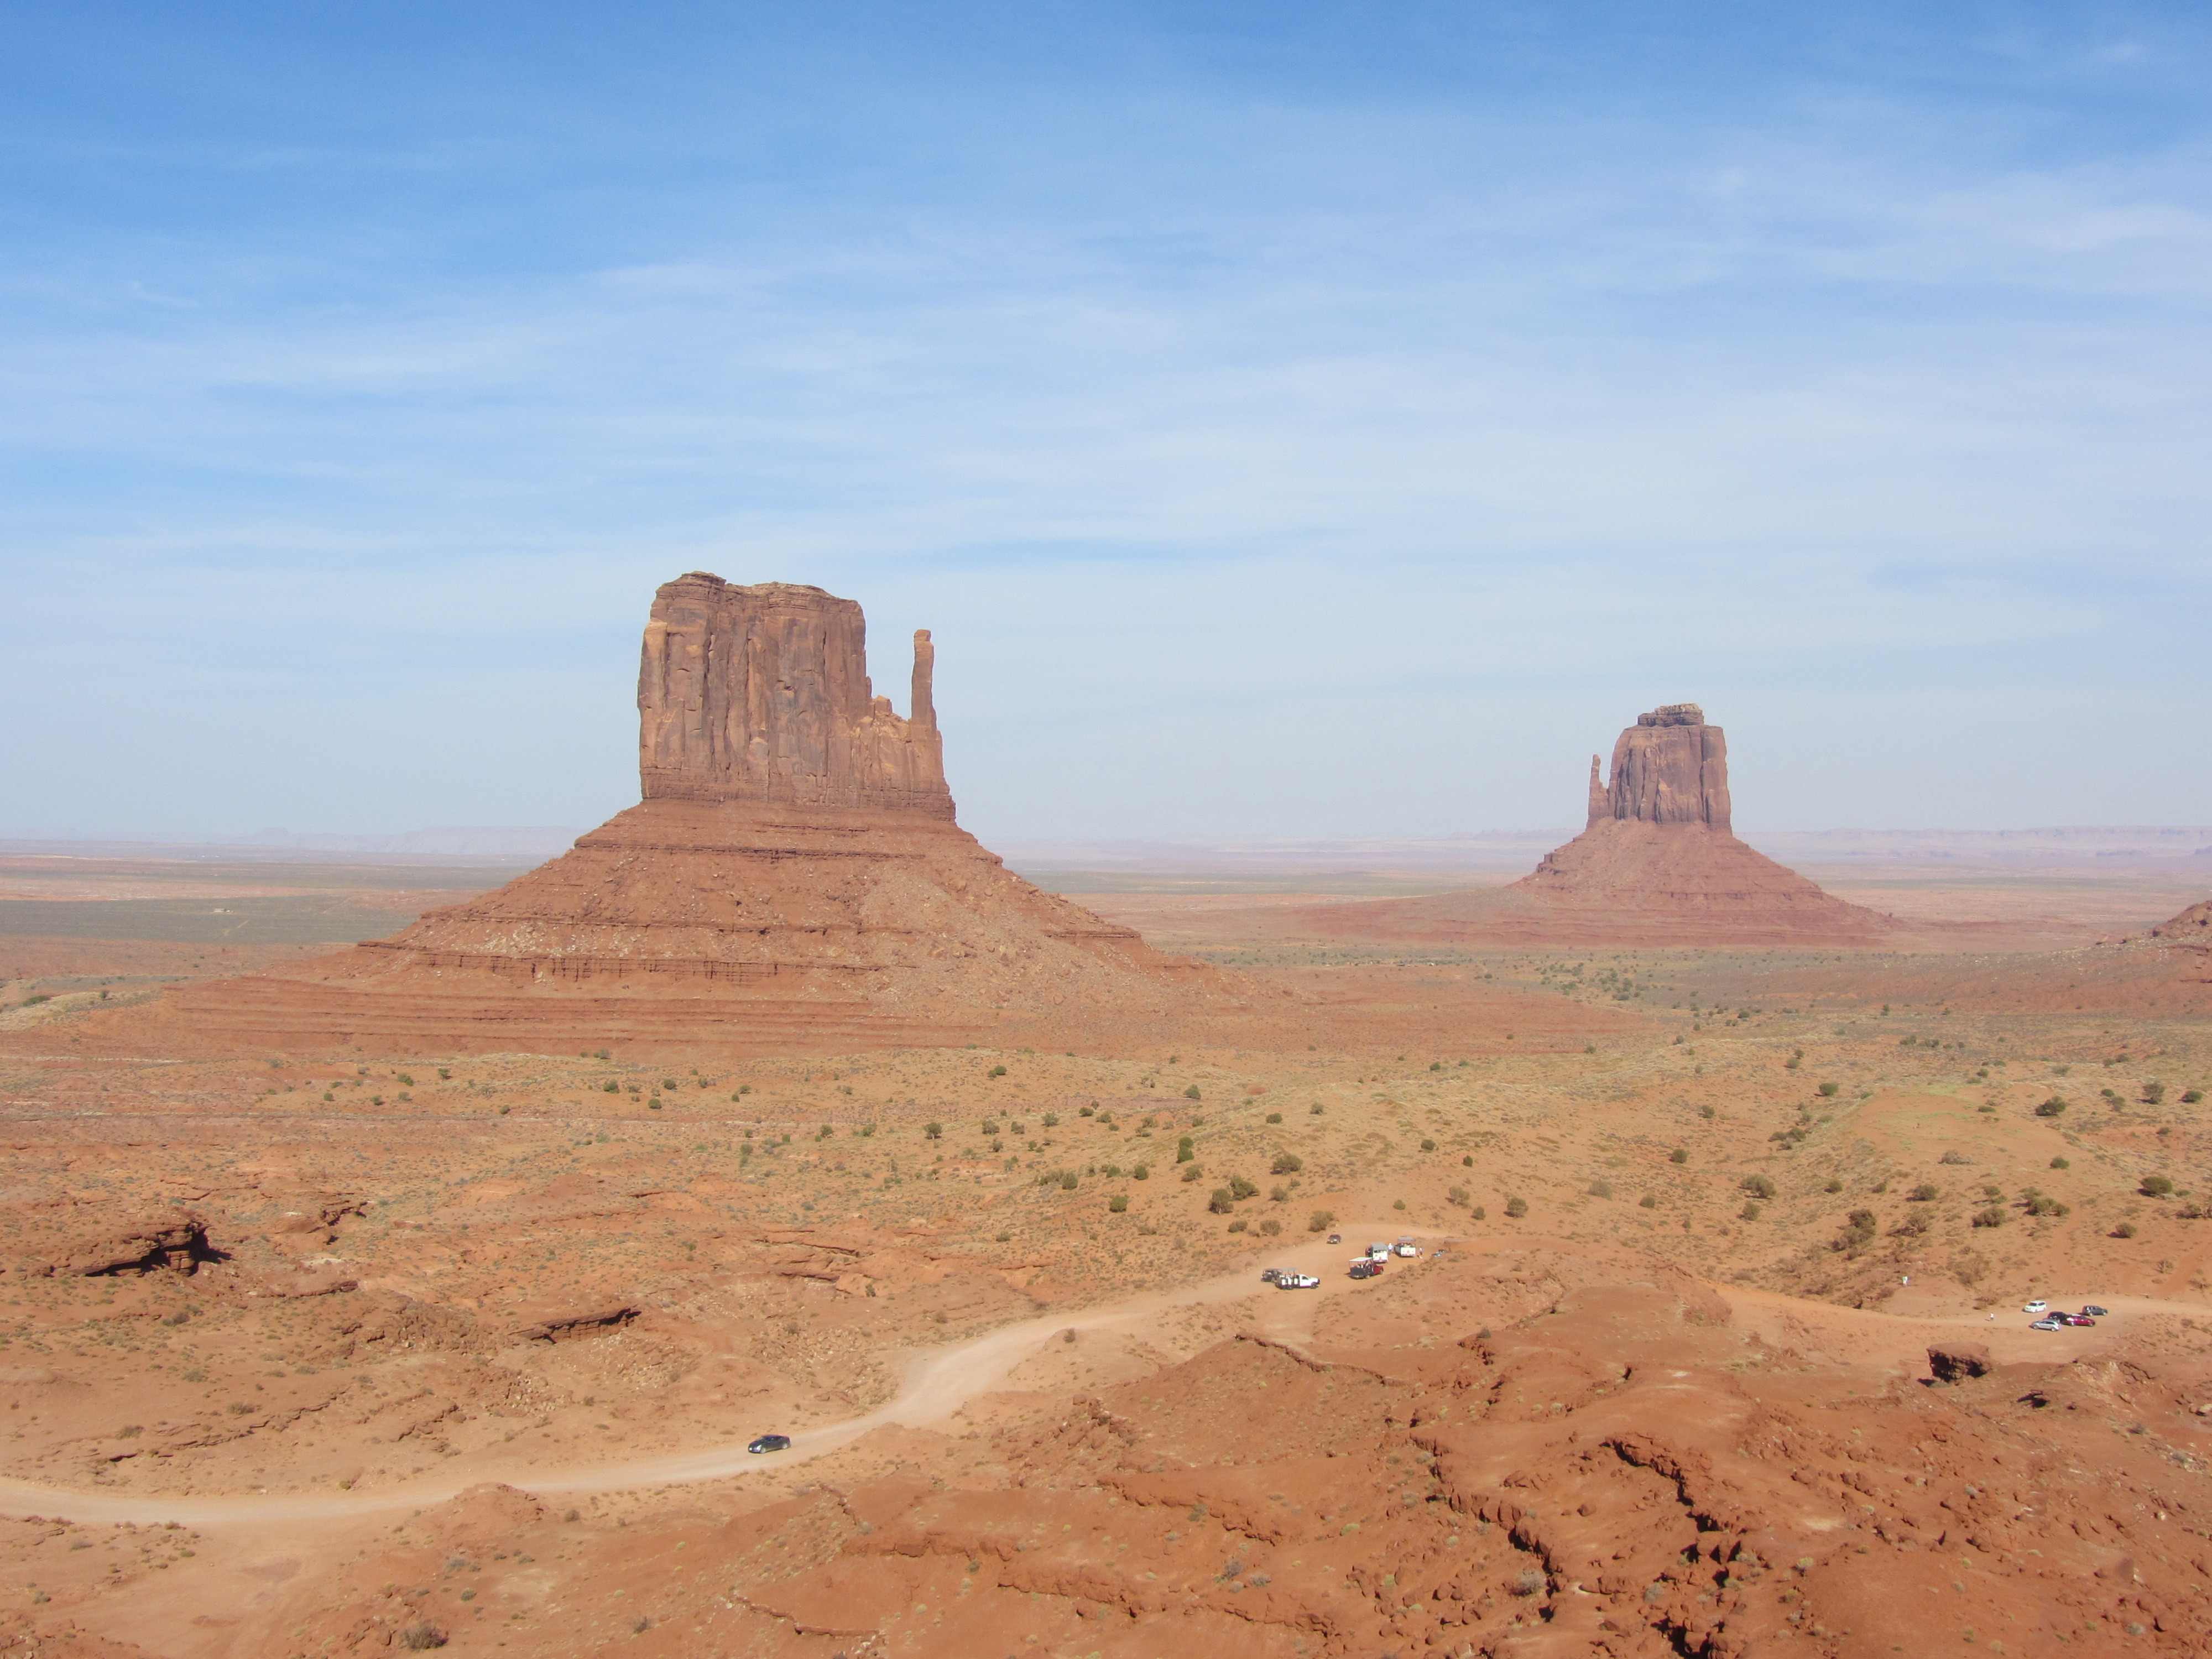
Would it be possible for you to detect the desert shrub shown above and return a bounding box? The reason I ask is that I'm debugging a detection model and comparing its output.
[1133,1164,1150,1180]
[2141,1175,2174,1197]
[1588,1181,1612,1198]
[1208,1187,1234,1214]
[2111,1222,2137,1238]
[1060,1171,1079,1191]
[2102,1088,2123,1105]
[924,1121,942,1139]
[1447,1185,1470,1206]
[1785,1049,1803,1070]
[1184,1085,1202,1101]
[1470,1204,1487,1220]
[1271,1152,1303,1175]
[2184,1090,2204,1104]
[1079,1104,1095,1117]
[1938,1150,1970,1165]
[2035,1097,2067,1117]
[2022,1191,2070,1218]
[1227,1218,1248,1233]
[1971,1206,2007,1228]
[398,1625,447,1651]
[1266,1111,1282,1123]
[1393,1198,1407,1211]
[1177,1137,1195,1162]
[1307,1209,1335,1233]
[2143,1081,2167,1104]
[1817,1082,1840,1097]
[1740,1202,1764,1222]
[1108,1194,1128,1213]
[2050,1156,2070,1170]
[1504,1196,1528,1218]
[1511,1568,1545,1597]
[1229,1175,1259,1201]
[1834,1210,1877,1253]
[1259,1218,1281,1236]
[1909,1183,1939,1202]
[1181,1163,1204,1182]
[602,1081,618,1093]
[1420,1138,1437,1152]
[1741,1175,1776,1199]
[1822,1177,1843,1193]
[1266,1184,1287,1202]
[1311,1103,1325,1115]
[1638,1192,1658,1209]
[1670,1148,1689,1165]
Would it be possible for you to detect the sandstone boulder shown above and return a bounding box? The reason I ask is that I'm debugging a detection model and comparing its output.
[53,1212,212,1277]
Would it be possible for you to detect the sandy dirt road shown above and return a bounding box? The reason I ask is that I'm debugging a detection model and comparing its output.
[0,1227,2194,1530]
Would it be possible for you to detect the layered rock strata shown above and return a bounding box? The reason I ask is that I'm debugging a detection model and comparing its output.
[172,575,1209,1055]
[1262,705,1895,948]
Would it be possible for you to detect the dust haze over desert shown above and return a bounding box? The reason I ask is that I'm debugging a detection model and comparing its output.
[6,9,2212,1659]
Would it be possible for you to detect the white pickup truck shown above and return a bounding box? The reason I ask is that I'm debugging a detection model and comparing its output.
[1394,1238,1420,1258]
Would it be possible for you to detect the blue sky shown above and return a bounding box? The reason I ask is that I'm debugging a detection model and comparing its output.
[4,2,2208,840]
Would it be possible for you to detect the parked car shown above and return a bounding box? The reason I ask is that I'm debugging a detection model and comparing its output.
[2060,1313,2096,1327]
[2023,1300,2049,1314]
[2030,1317,2062,1331]
[1348,1261,1377,1280]
[1276,1273,1320,1289]
[1260,1268,1281,1283]
[2080,1305,2109,1317]
[1394,1239,1420,1258]
[1326,1233,1342,1244]
[747,1433,792,1454]
[1366,1243,1393,1261]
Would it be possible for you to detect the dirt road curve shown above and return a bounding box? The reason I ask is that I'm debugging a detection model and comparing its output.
[0,1228,2194,1529]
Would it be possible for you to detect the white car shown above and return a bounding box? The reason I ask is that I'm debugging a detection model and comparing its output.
[1275,1272,1320,1289]
[2023,1300,2049,1314]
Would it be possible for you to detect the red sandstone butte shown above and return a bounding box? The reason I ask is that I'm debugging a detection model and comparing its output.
[1272,703,1897,948]
[164,575,1211,1056]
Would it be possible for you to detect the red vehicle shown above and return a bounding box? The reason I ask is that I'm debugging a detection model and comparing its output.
[2060,1313,2096,1328]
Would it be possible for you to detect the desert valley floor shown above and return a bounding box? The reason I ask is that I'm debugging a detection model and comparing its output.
[3,843,2212,1658]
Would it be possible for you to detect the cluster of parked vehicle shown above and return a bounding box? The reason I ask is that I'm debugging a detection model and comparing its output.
[2025,1299,2107,1330]
[1261,1238,1427,1286]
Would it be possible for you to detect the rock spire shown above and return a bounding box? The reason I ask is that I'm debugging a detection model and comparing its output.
[638,575,951,816]
[1586,703,1731,832]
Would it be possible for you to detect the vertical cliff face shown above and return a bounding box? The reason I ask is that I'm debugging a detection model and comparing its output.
[637,573,952,816]
[1587,703,1731,832]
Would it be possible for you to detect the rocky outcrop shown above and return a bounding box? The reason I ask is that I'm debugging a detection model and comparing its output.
[169,574,1212,1056]
[50,1212,213,1277]
[1587,702,1731,830]
[638,575,951,816]
[2145,899,2212,946]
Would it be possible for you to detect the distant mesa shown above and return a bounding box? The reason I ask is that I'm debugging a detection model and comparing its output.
[168,573,1210,1056]
[1263,703,1897,948]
